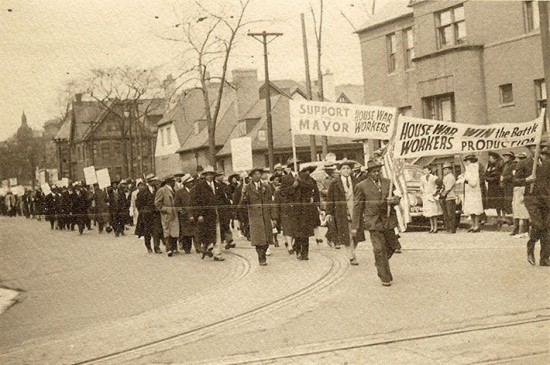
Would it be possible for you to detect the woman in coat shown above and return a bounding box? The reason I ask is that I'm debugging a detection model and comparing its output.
[462,155,485,232]
[240,168,277,265]
[420,165,443,233]
[484,152,505,226]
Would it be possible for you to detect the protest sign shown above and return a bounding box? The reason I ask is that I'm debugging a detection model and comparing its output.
[39,171,46,185]
[1,180,8,188]
[83,166,98,185]
[231,137,253,172]
[41,183,52,196]
[11,186,24,195]
[393,113,545,159]
[290,99,397,140]
[60,178,69,187]
[96,168,111,189]
[9,178,17,186]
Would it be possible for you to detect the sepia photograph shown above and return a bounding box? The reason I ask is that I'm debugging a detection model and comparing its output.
[0,0,548,364]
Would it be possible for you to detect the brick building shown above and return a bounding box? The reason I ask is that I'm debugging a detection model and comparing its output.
[357,0,549,162]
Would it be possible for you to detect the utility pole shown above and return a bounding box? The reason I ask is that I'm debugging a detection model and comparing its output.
[248,31,283,171]
[301,13,317,162]
[82,120,98,167]
[539,1,550,132]
[53,137,66,180]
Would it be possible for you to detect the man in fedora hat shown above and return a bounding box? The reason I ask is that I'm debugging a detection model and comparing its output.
[108,180,127,237]
[175,174,200,254]
[326,159,364,265]
[135,175,163,254]
[192,165,225,261]
[441,162,457,234]
[240,167,277,265]
[155,175,180,256]
[352,159,401,286]
[277,158,302,255]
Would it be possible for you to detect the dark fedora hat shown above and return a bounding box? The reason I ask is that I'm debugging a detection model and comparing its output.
[463,154,478,162]
[366,159,384,170]
[502,151,515,158]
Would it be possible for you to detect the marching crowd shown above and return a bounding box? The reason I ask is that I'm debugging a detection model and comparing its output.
[1,140,549,285]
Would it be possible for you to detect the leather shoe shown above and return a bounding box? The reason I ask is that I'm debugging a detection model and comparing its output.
[540,258,550,266]
[350,258,359,266]
[528,253,536,266]
[381,282,392,287]
[259,261,267,266]
[214,256,225,262]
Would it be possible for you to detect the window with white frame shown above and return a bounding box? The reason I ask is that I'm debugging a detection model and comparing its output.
[535,79,546,116]
[436,5,466,48]
[166,126,172,145]
[386,33,397,73]
[403,28,414,69]
[257,130,267,142]
[398,106,412,117]
[499,84,514,105]
[524,1,540,32]
[238,121,247,136]
[193,121,200,135]
[423,94,455,122]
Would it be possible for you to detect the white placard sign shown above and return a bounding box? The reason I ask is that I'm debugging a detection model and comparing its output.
[96,168,111,189]
[290,99,397,140]
[83,166,98,185]
[9,178,17,186]
[60,178,69,188]
[41,183,52,196]
[231,137,253,173]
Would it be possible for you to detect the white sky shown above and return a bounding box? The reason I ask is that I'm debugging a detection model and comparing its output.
[0,0,387,140]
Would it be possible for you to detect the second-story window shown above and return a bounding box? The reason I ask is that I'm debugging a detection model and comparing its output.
[238,121,247,136]
[436,5,466,48]
[193,121,200,135]
[535,79,546,116]
[160,128,165,146]
[386,33,397,73]
[423,94,455,122]
[499,84,514,105]
[403,28,414,69]
[524,1,540,32]
[166,126,172,145]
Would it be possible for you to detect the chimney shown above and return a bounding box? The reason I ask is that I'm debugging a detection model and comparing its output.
[232,69,259,120]
[162,74,177,112]
[75,93,83,103]
[322,69,336,102]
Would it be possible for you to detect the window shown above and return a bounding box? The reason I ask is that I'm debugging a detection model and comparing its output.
[398,106,412,117]
[160,128,165,146]
[423,94,455,122]
[166,126,172,145]
[101,142,110,157]
[499,84,514,105]
[258,130,267,142]
[403,28,414,69]
[113,141,121,156]
[193,121,200,135]
[524,1,540,32]
[436,5,466,48]
[535,79,547,116]
[386,33,397,73]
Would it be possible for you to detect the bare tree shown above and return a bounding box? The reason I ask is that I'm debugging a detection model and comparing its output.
[161,0,254,167]
[85,66,162,177]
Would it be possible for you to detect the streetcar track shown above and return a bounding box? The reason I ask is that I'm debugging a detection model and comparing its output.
[183,315,550,365]
[73,251,349,364]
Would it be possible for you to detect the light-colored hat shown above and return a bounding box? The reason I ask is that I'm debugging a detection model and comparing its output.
[180,174,194,184]
[239,171,248,178]
[273,163,283,171]
[442,162,453,169]
[162,174,175,183]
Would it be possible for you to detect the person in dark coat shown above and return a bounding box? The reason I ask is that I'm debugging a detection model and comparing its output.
[108,181,128,237]
[326,160,365,265]
[73,186,90,235]
[232,174,250,241]
[43,188,58,229]
[523,142,550,267]
[92,185,110,233]
[135,176,163,253]
[215,173,235,250]
[484,151,504,226]
[280,164,319,260]
[59,187,74,230]
[352,159,401,286]
[192,166,225,261]
[511,152,533,237]
[500,151,516,224]
[175,174,200,254]
[240,168,277,265]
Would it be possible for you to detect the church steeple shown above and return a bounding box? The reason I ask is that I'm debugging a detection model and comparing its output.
[21,111,28,126]
[17,110,33,141]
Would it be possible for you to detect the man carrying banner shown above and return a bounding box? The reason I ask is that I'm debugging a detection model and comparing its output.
[523,140,550,267]
[352,159,401,286]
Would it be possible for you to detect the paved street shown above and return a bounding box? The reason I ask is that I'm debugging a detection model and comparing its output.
[0,216,548,365]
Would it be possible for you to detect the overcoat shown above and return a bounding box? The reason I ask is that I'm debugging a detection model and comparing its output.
[135,187,163,238]
[279,173,320,238]
[191,179,223,244]
[484,161,504,210]
[500,160,516,214]
[352,176,398,231]
[326,176,365,245]
[43,193,58,221]
[463,163,485,215]
[174,187,196,237]
[154,185,179,239]
[240,181,276,246]
[93,189,110,225]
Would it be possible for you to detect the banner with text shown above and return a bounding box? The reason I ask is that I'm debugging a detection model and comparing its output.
[290,100,397,140]
[231,137,253,173]
[393,113,545,159]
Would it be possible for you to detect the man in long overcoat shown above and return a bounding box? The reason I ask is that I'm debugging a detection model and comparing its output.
[108,181,128,237]
[240,168,277,265]
[135,176,163,253]
[326,160,364,265]
[192,166,225,261]
[155,175,179,257]
[43,188,58,229]
[175,174,199,254]
[352,159,401,286]
[92,184,110,233]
